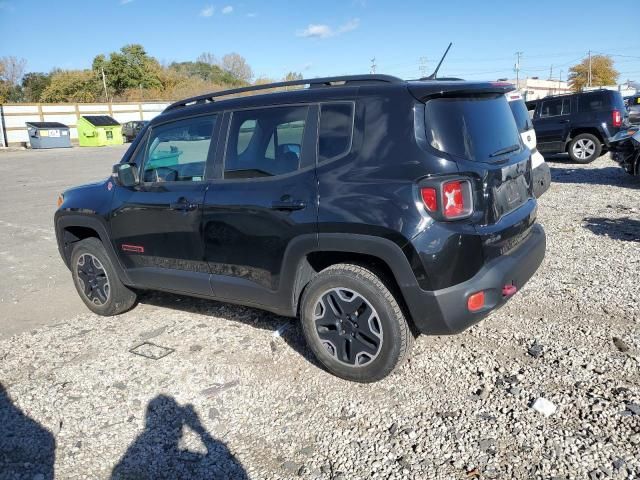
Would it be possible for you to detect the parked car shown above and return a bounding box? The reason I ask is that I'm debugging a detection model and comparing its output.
[528,89,628,163]
[122,120,149,143]
[626,95,640,125]
[507,92,550,197]
[54,75,546,382]
[609,125,640,175]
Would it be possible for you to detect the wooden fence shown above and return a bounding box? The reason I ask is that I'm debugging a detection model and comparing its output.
[0,101,170,147]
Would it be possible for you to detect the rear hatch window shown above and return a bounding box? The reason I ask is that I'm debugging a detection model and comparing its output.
[424,94,522,162]
[508,98,534,133]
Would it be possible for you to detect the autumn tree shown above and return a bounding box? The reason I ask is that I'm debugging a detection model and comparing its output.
[0,56,27,102]
[221,53,253,83]
[40,70,101,102]
[568,55,619,91]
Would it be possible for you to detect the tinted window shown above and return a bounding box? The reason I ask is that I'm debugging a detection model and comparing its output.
[225,106,308,179]
[509,98,533,133]
[578,92,609,113]
[540,98,563,117]
[562,98,572,115]
[318,102,354,161]
[424,94,521,162]
[142,115,216,182]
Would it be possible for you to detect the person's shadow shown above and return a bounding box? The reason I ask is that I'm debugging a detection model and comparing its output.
[0,383,56,479]
[111,395,247,480]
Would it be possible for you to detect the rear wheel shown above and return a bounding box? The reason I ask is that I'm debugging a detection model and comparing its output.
[70,238,137,316]
[299,264,413,383]
[568,133,602,163]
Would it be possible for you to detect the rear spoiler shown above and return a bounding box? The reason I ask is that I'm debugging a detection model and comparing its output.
[408,81,516,101]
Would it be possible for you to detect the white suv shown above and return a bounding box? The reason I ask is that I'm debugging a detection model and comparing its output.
[507,92,550,198]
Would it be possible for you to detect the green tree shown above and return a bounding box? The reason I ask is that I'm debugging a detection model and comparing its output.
[169,61,243,86]
[40,70,101,102]
[21,72,51,102]
[568,55,619,91]
[92,44,162,98]
[283,72,303,82]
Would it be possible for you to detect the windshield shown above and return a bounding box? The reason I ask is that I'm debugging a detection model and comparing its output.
[424,94,522,162]
[508,98,533,133]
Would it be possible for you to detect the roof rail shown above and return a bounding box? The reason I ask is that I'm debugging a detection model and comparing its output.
[163,74,403,112]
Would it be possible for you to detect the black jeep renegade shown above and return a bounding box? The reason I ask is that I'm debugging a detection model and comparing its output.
[55,75,546,382]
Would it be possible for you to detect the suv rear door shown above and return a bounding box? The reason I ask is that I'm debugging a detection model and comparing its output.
[202,105,318,304]
[533,96,572,153]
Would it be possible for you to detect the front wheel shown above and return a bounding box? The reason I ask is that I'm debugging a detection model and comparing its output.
[70,238,137,316]
[299,264,414,383]
[568,133,602,163]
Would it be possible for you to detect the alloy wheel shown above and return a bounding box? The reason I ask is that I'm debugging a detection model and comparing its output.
[313,288,383,367]
[572,138,596,160]
[76,253,110,306]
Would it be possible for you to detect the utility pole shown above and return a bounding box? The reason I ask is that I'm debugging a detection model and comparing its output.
[101,67,109,103]
[370,57,377,75]
[588,50,592,88]
[419,57,428,78]
[515,51,523,90]
[549,65,553,80]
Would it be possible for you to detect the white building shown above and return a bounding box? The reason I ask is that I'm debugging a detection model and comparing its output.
[506,78,572,101]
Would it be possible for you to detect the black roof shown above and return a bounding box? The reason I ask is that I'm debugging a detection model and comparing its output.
[82,115,120,126]
[26,121,69,129]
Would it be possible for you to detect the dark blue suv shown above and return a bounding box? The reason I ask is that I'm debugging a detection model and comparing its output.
[55,75,545,382]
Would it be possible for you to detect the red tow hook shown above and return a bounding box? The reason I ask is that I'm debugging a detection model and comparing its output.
[502,284,517,297]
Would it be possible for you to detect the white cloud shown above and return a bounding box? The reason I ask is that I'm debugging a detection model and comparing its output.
[200,5,214,17]
[222,5,233,14]
[246,12,257,17]
[302,62,313,71]
[120,0,134,4]
[297,18,360,39]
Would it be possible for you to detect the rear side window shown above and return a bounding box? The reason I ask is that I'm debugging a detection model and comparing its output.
[318,102,354,161]
[508,98,533,133]
[578,93,609,112]
[142,115,216,182]
[424,94,521,162]
[225,106,309,179]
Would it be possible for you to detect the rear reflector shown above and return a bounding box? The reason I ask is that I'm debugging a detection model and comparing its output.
[420,187,438,212]
[502,284,517,297]
[467,291,485,312]
[122,244,144,253]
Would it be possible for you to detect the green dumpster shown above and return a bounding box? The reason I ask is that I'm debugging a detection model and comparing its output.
[77,115,123,147]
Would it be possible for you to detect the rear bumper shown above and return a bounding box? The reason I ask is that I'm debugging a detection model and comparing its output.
[532,162,551,198]
[405,224,546,334]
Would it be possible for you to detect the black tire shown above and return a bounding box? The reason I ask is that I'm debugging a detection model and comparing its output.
[70,237,137,316]
[568,133,602,164]
[299,264,414,383]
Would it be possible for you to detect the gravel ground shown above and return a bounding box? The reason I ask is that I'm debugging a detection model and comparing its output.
[1,155,639,480]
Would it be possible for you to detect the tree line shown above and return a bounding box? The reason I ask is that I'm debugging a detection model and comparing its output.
[0,45,303,103]
[0,47,623,104]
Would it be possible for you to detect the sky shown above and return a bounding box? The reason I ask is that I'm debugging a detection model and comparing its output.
[1,0,639,83]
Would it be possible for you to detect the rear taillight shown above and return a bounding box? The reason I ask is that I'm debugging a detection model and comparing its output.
[442,180,473,219]
[419,179,473,220]
[613,109,622,127]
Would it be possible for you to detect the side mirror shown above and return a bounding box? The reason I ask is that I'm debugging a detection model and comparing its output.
[112,163,139,187]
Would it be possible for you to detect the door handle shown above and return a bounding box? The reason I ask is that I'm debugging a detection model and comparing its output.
[270,200,306,211]
[170,198,198,212]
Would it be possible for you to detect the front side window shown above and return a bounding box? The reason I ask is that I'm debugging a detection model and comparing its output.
[225,106,308,179]
[540,98,564,117]
[142,115,216,182]
[318,102,354,162]
[424,94,521,162]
